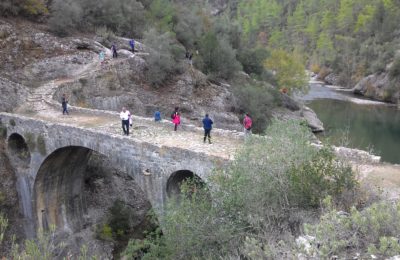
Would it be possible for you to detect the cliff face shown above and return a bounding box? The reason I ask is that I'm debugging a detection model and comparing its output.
[352,73,400,103]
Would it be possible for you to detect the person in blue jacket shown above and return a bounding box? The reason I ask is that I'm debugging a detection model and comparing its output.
[154,110,161,122]
[202,114,213,144]
[129,39,135,53]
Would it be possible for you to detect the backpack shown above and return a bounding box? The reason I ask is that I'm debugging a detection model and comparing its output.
[171,113,176,119]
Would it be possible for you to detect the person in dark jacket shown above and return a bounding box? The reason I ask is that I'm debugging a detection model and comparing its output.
[111,44,118,58]
[61,93,69,115]
[202,114,213,144]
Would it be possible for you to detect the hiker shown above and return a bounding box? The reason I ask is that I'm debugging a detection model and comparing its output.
[120,107,131,135]
[154,110,161,122]
[171,107,180,131]
[202,114,213,144]
[61,93,69,115]
[243,113,252,137]
[129,39,135,53]
[99,51,105,65]
[188,52,193,66]
[111,44,118,58]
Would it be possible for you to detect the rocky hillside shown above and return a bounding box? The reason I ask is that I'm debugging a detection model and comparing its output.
[0,18,323,132]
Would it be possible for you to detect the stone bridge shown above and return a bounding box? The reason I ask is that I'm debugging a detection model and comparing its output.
[0,112,242,238]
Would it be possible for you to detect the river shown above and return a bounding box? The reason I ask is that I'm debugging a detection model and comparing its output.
[300,83,400,164]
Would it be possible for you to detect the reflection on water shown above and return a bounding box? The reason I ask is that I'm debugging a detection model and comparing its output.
[303,84,400,164]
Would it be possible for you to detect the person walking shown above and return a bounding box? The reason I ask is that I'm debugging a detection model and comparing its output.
[111,44,118,58]
[243,113,252,137]
[129,39,135,53]
[154,110,161,122]
[61,93,69,115]
[202,114,213,144]
[171,107,180,131]
[99,51,105,66]
[120,107,131,135]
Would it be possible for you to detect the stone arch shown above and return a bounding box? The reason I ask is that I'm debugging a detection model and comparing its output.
[7,133,31,167]
[33,145,156,256]
[166,170,206,198]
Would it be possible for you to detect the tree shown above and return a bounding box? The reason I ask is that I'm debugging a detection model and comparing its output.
[198,32,241,80]
[264,49,308,93]
[143,29,183,87]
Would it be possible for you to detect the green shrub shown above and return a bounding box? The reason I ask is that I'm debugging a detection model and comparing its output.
[97,224,113,242]
[233,82,280,133]
[198,32,242,80]
[143,29,183,87]
[301,198,400,259]
[49,0,146,37]
[237,48,269,76]
[48,0,83,36]
[389,57,400,81]
[289,147,358,208]
[138,120,358,259]
[95,26,116,45]
[0,0,47,17]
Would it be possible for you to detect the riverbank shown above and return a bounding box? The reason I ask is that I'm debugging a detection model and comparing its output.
[306,81,395,106]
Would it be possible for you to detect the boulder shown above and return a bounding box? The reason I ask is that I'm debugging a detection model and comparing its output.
[301,106,324,132]
[324,73,340,86]
[0,77,29,112]
[352,73,397,102]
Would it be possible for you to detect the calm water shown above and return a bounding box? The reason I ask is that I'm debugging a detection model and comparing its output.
[302,84,400,164]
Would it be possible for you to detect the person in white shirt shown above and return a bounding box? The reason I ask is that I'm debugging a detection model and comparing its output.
[120,107,131,135]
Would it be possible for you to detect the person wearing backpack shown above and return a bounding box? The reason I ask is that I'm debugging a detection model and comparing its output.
[243,113,252,137]
[202,114,213,144]
[171,107,180,131]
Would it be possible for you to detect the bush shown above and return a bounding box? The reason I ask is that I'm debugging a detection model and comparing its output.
[233,82,280,133]
[264,49,308,93]
[48,0,145,37]
[143,29,183,87]
[237,48,269,76]
[198,32,242,80]
[48,0,83,36]
[289,147,358,208]
[137,120,358,259]
[389,57,400,81]
[0,0,47,17]
[300,198,400,259]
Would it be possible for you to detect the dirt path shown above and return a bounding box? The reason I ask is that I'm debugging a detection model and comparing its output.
[13,52,243,160]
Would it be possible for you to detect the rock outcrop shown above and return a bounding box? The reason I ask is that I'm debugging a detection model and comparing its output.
[352,73,400,103]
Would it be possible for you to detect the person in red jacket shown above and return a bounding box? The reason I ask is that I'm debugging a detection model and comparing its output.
[171,107,181,131]
[243,113,252,137]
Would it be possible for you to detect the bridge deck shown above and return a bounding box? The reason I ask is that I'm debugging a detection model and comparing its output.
[12,107,244,160]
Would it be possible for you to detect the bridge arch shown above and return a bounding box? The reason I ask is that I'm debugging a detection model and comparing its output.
[7,133,31,167]
[33,145,155,246]
[166,170,206,198]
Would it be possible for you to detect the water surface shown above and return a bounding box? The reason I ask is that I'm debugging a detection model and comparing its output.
[302,84,400,164]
